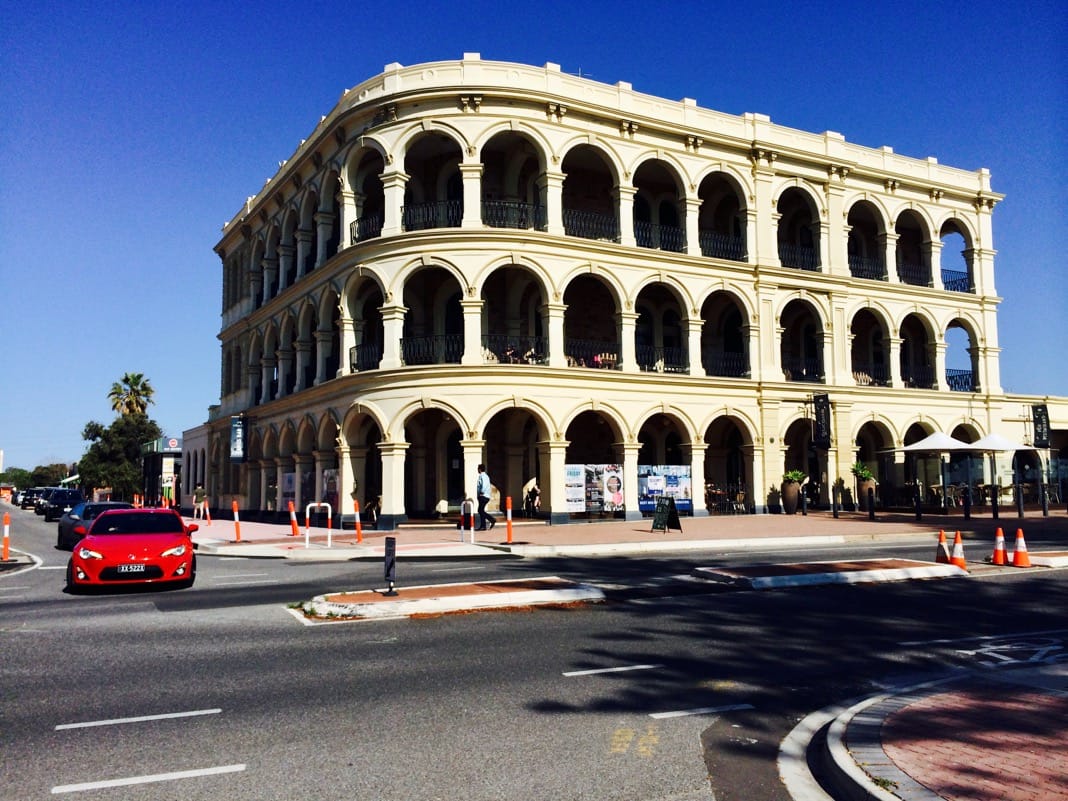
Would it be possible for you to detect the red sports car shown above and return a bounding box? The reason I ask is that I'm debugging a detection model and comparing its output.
[66,508,198,592]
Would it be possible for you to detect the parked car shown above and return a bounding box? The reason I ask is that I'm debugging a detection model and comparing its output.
[20,488,43,509]
[66,508,198,592]
[35,487,61,515]
[42,489,85,522]
[56,501,134,550]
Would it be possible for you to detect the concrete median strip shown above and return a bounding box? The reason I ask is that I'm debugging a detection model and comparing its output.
[294,576,605,621]
[692,558,967,589]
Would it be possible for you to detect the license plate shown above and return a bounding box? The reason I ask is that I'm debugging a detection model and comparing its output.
[118,563,146,573]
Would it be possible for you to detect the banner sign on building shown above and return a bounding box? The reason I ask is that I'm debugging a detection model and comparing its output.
[1033,404,1050,448]
[813,394,832,449]
[638,465,693,513]
[229,416,246,463]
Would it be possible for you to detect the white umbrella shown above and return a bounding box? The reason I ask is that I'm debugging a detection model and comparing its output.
[966,433,1034,452]
[901,432,971,452]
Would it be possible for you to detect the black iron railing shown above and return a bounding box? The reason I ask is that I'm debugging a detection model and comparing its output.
[782,358,824,383]
[851,363,889,386]
[703,351,750,378]
[400,334,464,365]
[349,343,383,372]
[481,200,546,231]
[849,255,887,281]
[778,243,820,271]
[945,369,976,392]
[562,208,619,242]
[698,231,747,261]
[897,262,929,286]
[402,201,463,232]
[901,364,935,389]
[634,221,686,253]
[349,214,383,243]
[636,345,688,373]
[941,269,972,293]
[481,334,547,365]
[565,338,620,369]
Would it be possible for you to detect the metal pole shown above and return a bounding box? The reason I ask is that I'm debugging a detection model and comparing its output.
[867,486,875,521]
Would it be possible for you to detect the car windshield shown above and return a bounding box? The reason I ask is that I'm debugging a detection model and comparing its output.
[89,513,185,535]
[85,503,132,520]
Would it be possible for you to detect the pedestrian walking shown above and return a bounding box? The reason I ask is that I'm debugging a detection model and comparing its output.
[475,464,496,531]
[192,484,207,519]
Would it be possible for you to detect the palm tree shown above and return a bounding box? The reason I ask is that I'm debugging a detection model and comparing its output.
[108,372,155,416]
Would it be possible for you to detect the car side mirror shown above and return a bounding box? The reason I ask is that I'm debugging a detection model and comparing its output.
[73,524,88,536]
[186,523,199,534]
[70,514,81,521]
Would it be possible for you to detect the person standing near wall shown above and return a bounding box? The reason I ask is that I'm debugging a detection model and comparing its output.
[192,483,207,519]
[475,464,496,531]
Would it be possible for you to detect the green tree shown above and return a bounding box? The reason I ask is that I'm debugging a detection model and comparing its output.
[108,372,155,416]
[79,415,161,500]
[0,467,32,488]
[31,464,70,486]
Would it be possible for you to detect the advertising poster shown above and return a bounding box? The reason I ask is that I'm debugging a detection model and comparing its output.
[322,469,339,515]
[564,464,585,512]
[281,472,296,507]
[584,464,605,513]
[602,463,624,512]
[638,465,693,513]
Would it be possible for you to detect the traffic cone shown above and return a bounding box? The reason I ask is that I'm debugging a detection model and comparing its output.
[950,531,967,570]
[1011,528,1031,568]
[935,529,951,564]
[990,527,1007,565]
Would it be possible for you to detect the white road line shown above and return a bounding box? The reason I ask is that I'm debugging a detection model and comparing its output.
[52,763,246,794]
[0,585,31,591]
[563,664,663,677]
[56,708,222,730]
[211,579,280,587]
[898,628,1068,646]
[38,565,66,570]
[650,703,754,719]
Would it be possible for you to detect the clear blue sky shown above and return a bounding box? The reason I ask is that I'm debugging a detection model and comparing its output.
[1,0,1065,471]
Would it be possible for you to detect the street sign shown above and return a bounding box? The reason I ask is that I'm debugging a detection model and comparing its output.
[650,496,682,533]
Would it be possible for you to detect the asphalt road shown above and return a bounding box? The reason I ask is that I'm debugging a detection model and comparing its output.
[3,507,1066,800]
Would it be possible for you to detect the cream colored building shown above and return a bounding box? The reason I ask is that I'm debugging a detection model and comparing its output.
[192,54,1066,527]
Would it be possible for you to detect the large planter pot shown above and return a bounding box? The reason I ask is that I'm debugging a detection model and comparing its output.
[857,479,876,511]
[781,481,800,514]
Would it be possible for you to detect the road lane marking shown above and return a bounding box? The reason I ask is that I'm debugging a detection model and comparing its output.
[210,579,280,587]
[0,585,31,591]
[38,566,66,570]
[650,703,754,719]
[52,763,245,794]
[56,708,222,730]
[564,664,663,677]
[899,628,1068,646]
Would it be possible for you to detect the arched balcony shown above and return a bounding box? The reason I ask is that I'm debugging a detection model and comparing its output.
[402,134,463,232]
[561,145,619,242]
[480,132,547,231]
[900,313,935,389]
[777,188,820,271]
[700,292,750,378]
[895,210,931,286]
[847,202,886,280]
[635,284,687,373]
[632,161,685,253]
[697,173,747,262]
[780,299,824,382]
[850,310,889,386]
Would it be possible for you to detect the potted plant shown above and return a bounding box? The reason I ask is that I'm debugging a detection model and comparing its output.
[781,469,806,514]
[851,462,877,511]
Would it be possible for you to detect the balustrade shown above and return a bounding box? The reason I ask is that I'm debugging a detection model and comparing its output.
[897,262,929,286]
[402,201,463,232]
[349,214,383,243]
[400,334,464,365]
[941,269,973,293]
[778,243,820,271]
[945,368,976,392]
[634,221,686,253]
[698,231,746,261]
[349,343,383,372]
[565,338,620,369]
[482,334,547,364]
[703,351,749,378]
[562,208,619,242]
[849,255,886,280]
[636,344,688,373]
[481,200,546,231]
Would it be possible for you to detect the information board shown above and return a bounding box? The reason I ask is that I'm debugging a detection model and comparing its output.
[650,496,682,533]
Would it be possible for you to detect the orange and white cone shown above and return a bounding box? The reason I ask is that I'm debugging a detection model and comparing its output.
[1011,528,1031,568]
[990,527,1007,565]
[935,529,952,564]
[950,531,967,571]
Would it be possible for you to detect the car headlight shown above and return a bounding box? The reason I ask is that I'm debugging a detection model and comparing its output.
[161,544,187,557]
[77,547,104,560]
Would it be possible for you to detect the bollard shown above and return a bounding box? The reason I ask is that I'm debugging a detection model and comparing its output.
[992,486,999,520]
[867,486,875,521]
[505,495,513,544]
[800,490,807,516]
[232,500,241,543]
[963,486,971,520]
[1041,483,1049,517]
[383,536,398,596]
[2,512,9,561]
[914,485,923,522]
[288,501,300,536]
[832,484,839,519]
[354,499,363,544]
[205,503,212,526]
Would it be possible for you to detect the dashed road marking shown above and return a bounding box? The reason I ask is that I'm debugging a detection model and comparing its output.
[51,763,246,794]
[564,663,662,677]
[56,708,223,730]
[650,703,754,719]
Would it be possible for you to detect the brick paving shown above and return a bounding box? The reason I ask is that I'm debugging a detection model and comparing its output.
[881,681,1068,801]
